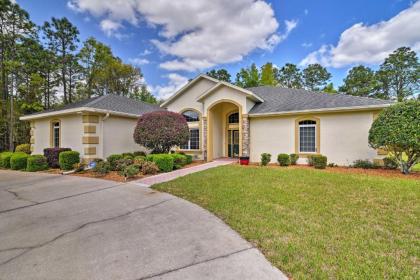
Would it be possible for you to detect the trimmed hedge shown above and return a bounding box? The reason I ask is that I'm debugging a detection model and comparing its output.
[27,155,49,172]
[10,152,29,170]
[149,154,174,172]
[171,153,187,169]
[107,154,123,171]
[44,148,71,168]
[352,159,377,169]
[312,155,328,169]
[59,151,80,170]
[277,154,290,166]
[184,154,193,164]
[133,151,147,157]
[122,152,135,159]
[0,152,13,168]
[15,143,31,154]
[260,153,271,166]
[290,153,299,165]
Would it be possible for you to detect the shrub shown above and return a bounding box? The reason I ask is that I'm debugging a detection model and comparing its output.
[133,151,146,157]
[93,161,111,176]
[107,154,123,171]
[369,100,419,174]
[134,155,146,165]
[312,155,327,169]
[277,154,290,166]
[383,156,398,169]
[118,164,139,180]
[26,155,49,172]
[150,154,174,172]
[352,159,377,169]
[0,152,13,168]
[307,155,314,166]
[59,151,80,170]
[327,162,338,167]
[171,153,187,169]
[122,152,134,159]
[15,144,31,154]
[115,158,134,171]
[141,161,159,175]
[290,154,299,165]
[133,111,189,153]
[10,152,29,170]
[184,154,193,164]
[44,148,71,168]
[260,153,271,166]
[73,162,86,172]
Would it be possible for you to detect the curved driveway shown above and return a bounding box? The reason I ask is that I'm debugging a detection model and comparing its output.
[0,170,286,280]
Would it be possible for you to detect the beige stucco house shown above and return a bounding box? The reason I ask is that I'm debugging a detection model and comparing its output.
[21,74,392,165]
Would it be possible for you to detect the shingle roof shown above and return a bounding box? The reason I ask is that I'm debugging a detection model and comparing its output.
[248,87,393,114]
[27,94,162,116]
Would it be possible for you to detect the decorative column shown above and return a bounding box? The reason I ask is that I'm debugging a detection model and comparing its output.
[241,115,250,157]
[202,117,207,161]
[82,114,99,162]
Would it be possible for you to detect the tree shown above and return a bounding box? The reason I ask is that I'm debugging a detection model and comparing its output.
[378,47,419,102]
[133,111,189,153]
[323,83,337,94]
[302,63,332,91]
[369,100,420,174]
[339,65,376,97]
[130,85,157,104]
[277,63,303,88]
[42,17,79,104]
[206,69,231,83]
[260,62,277,86]
[235,63,260,88]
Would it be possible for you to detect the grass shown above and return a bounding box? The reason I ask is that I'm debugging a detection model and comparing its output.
[153,165,420,279]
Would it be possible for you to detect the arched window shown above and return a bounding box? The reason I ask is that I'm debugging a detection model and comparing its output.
[52,121,60,148]
[182,110,199,122]
[298,120,317,153]
[228,112,239,124]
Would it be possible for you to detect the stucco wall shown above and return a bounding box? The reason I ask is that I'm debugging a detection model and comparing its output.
[202,86,249,116]
[249,111,378,166]
[32,114,83,155]
[102,116,146,158]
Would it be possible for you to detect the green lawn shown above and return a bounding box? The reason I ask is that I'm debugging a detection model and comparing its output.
[153,165,420,279]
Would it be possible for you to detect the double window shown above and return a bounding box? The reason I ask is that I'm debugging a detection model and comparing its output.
[181,110,200,150]
[52,121,60,148]
[298,120,317,153]
[228,112,239,124]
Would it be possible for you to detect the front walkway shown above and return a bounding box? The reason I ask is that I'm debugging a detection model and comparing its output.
[134,158,236,187]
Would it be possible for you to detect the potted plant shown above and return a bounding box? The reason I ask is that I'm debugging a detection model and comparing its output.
[239,156,249,165]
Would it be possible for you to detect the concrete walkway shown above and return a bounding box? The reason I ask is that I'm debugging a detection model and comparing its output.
[0,170,287,280]
[134,159,236,187]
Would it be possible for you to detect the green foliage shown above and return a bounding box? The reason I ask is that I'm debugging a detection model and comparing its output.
[15,143,31,154]
[323,83,337,94]
[260,63,277,86]
[170,153,187,169]
[115,158,134,171]
[0,152,14,168]
[339,65,376,97]
[383,156,398,170]
[149,154,174,172]
[369,100,420,174]
[58,151,80,170]
[141,161,159,175]
[277,154,290,166]
[106,154,123,171]
[122,152,134,159]
[352,160,377,169]
[312,155,327,169]
[290,154,299,165]
[118,164,139,180]
[303,63,332,91]
[93,161,111,176]
[26,155,48,172]
[206,69,231,83]
[10,152,29,170]
[277,63,303,88]
[260,153,271,166]
[235,63,261,88]
[133,151,147,157]
[134,156,146,166]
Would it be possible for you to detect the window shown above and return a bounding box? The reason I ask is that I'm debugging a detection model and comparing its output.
[52,121,60,148]
[181,129,200,150]
[182,110,199,122]
[299,120,316,153]
[228,112,239,124]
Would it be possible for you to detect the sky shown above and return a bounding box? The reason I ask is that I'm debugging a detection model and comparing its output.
[17,0,420,100]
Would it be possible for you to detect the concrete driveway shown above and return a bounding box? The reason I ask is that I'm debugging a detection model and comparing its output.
[0,170,286,280]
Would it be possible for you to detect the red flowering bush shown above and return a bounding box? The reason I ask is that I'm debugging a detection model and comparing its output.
[133,111,189,153]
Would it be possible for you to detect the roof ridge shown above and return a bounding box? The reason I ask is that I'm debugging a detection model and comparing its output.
[84,94,108,107]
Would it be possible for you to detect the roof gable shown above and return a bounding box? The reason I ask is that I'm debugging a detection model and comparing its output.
[196,81,264,103]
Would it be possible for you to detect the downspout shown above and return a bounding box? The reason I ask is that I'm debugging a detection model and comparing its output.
[101,112,110,159]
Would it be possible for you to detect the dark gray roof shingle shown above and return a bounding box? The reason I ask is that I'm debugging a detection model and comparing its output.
[27,94,162,116]
[248,87,393,114]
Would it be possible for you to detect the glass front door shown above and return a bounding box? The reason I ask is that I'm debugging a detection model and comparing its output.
[228,129,239,158]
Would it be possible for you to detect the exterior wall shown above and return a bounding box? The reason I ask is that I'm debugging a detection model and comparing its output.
[102,116,146,158]
[249,111,379,166]
[32,114,83,155]
[202,87,249,116]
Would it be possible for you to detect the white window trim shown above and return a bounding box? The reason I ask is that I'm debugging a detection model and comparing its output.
[182,128,200,150]
[298,123,317,153]
[53,122,60,148]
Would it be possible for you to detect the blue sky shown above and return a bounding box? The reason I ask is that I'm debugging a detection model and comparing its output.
[18,0,419,99]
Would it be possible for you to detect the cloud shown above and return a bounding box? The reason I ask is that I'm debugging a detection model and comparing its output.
[99,19,123,37]
[149,73,189,100]
[300,1,420,67]
[301,42,313,48]
[67,0,288,71]
[128,58,150,66]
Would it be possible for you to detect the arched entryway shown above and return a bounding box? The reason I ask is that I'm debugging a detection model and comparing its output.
[206,100,242,161]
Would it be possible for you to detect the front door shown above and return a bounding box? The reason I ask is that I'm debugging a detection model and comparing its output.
[228,130,239,158]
